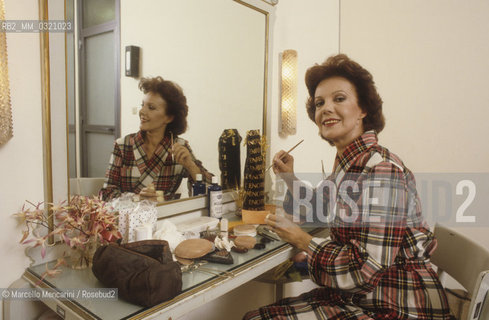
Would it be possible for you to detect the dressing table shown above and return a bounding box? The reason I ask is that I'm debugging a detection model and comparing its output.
[20,205,327,320]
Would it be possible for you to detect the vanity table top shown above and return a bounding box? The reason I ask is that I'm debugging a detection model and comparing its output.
[22,220,326,320]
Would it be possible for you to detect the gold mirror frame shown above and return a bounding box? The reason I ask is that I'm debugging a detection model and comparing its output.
[40,0,277,227]
[0,0,13,145]
[39,0,54,237]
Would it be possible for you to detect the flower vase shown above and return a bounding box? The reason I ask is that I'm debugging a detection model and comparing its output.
[69,237,99,269]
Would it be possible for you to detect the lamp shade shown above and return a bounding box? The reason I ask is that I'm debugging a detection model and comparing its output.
[279,49,297,136]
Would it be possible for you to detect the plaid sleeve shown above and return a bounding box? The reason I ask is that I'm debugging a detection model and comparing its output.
[307,162,408,294]
[182,140,214,184]
[99,141,123,201]
[283,179,334,224]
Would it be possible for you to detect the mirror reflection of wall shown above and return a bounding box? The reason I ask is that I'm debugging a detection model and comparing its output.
[68,0,267,199]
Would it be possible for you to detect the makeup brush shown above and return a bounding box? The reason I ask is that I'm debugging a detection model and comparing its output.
[321,160,326,180]
[266,139,304,171]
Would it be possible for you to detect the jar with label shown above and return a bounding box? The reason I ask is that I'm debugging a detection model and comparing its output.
[208,176,223,218]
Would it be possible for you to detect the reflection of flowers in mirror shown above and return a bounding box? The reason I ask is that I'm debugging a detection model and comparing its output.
[14,196,121,277]
[231,186,248,217]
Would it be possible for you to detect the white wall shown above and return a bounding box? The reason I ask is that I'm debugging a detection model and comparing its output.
[339,0,489,173]
[0,0,44,317]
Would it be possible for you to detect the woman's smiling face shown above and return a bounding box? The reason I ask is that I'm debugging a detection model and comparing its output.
[139,92,173,133]
[314,76,366,153]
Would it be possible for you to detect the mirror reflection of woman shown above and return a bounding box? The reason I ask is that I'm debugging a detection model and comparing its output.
[244,55,452,319]
[100,76,212,201]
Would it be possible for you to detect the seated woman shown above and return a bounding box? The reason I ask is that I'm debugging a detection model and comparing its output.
[100,76,212,201]
[244,55,452,319]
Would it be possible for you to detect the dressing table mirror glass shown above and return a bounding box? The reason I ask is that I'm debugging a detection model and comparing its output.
[47,0,275,201]
[37,0,276,269]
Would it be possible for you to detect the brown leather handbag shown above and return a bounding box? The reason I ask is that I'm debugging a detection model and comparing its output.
[92,240,182,307]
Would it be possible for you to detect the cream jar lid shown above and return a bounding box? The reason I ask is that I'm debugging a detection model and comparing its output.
[233,224,257,237]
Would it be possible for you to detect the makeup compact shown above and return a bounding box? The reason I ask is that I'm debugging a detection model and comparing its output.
[174,239,214,261]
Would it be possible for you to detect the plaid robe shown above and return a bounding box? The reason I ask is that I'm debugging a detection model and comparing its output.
[244,131,452,320]
[100,131,211,201]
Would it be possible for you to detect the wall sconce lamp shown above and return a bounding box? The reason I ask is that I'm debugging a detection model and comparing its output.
[279,49,297,136]
[125,45,141,78]
[0,0,13,145]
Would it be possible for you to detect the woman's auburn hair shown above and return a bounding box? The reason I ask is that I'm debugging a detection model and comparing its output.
[305,54,385,133]
[138,76,188,136]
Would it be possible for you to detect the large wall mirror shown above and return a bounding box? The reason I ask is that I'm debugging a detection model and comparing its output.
[42,0,276,204]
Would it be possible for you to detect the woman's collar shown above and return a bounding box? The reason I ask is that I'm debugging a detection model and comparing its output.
[334,130,378,170]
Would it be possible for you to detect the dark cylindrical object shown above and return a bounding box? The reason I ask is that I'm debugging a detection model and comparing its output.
[243,130,265,210]
[218,129,242,190]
